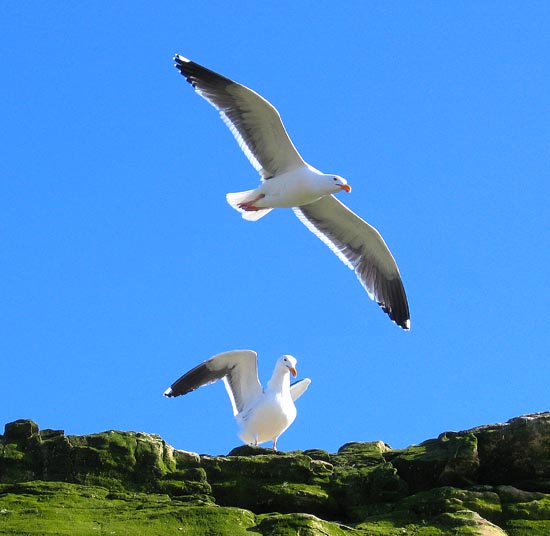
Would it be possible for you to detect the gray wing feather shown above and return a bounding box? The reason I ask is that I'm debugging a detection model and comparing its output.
[174,55,305,178]
[164,350,262,416]
[293,196,410,330]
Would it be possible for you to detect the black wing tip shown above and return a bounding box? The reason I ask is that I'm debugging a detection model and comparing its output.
[397,316,411,331]
[380,303,410,330]
[163,382,197,398]
[173,54,189,67]
[378,277,410,330]
[163,359,228,399]
[172,54,234,89]
[173,54,195,85]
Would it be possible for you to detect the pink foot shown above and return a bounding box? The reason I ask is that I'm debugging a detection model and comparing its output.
[238,194,265,211]
[238,203,262,211]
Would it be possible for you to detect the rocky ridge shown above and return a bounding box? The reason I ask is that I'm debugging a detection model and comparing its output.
[1,413,550,535]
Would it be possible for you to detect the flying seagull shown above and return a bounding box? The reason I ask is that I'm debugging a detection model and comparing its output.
[164,350,310,450]
[174,54,410,330]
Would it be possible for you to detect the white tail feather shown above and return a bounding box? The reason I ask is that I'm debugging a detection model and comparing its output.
[226,189,257,206]
[226,190,273,221]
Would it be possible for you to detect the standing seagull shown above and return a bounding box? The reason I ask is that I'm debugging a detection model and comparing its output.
[174,55,410,330]
[164,350,311,450]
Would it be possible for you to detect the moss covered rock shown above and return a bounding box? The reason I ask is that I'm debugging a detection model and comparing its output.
[2,413,550,535]
[474,413,550,491]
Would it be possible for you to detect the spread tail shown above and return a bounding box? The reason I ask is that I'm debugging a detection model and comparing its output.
[226,190,273,222]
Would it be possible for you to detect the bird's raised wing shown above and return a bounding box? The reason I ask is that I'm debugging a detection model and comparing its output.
[293,196,410,330]
[290,378,311,402]
[174,55,305,179]
[163,350,262,416]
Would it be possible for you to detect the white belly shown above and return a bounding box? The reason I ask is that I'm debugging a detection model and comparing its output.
[257,168,326,208]
[237,394,297,445]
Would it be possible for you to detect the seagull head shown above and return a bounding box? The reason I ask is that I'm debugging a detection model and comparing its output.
[326,175,352,194]
[278,355,297,377]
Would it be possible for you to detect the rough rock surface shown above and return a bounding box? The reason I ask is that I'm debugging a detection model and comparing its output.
[1,413,550,535]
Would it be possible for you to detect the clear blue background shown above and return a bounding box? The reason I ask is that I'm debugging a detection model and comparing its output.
[2,2,549,455]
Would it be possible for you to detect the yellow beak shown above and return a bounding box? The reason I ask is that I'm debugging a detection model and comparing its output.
[289,367,297,377]
[340,184,352,193]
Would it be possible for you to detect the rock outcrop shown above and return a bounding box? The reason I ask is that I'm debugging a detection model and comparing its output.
[1,413,550,535]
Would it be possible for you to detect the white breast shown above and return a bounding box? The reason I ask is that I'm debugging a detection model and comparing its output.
[237,393,297,444]
[258,166,333,208]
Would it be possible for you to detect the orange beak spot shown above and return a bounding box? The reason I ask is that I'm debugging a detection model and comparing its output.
[289,367,297,377]
[341,184,352,193]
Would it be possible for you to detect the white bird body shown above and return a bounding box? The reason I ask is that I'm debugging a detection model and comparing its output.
[227,165,350,222]
[237,360,297,445]
[174,54,410,329]
[164,350,310,450]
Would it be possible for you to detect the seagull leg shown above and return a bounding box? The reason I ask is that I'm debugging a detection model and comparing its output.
[238,194,266,211]
[272,437,278,451]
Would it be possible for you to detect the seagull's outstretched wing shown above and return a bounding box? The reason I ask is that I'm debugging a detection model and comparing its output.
[290,378,311,402]
[293,196,410,330]
[164,350,263,416]
[174,55,305,179]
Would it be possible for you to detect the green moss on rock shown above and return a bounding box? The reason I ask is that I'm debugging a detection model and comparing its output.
[388,432,479,491]
[435,509,507,534]
[255,513,361,535]
[3,419,39,443]
[2,414,550,535]
[503,519,550,536]
[0,481,259,536]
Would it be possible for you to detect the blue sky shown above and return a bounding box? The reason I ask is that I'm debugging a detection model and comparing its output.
[2,2,549,455]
